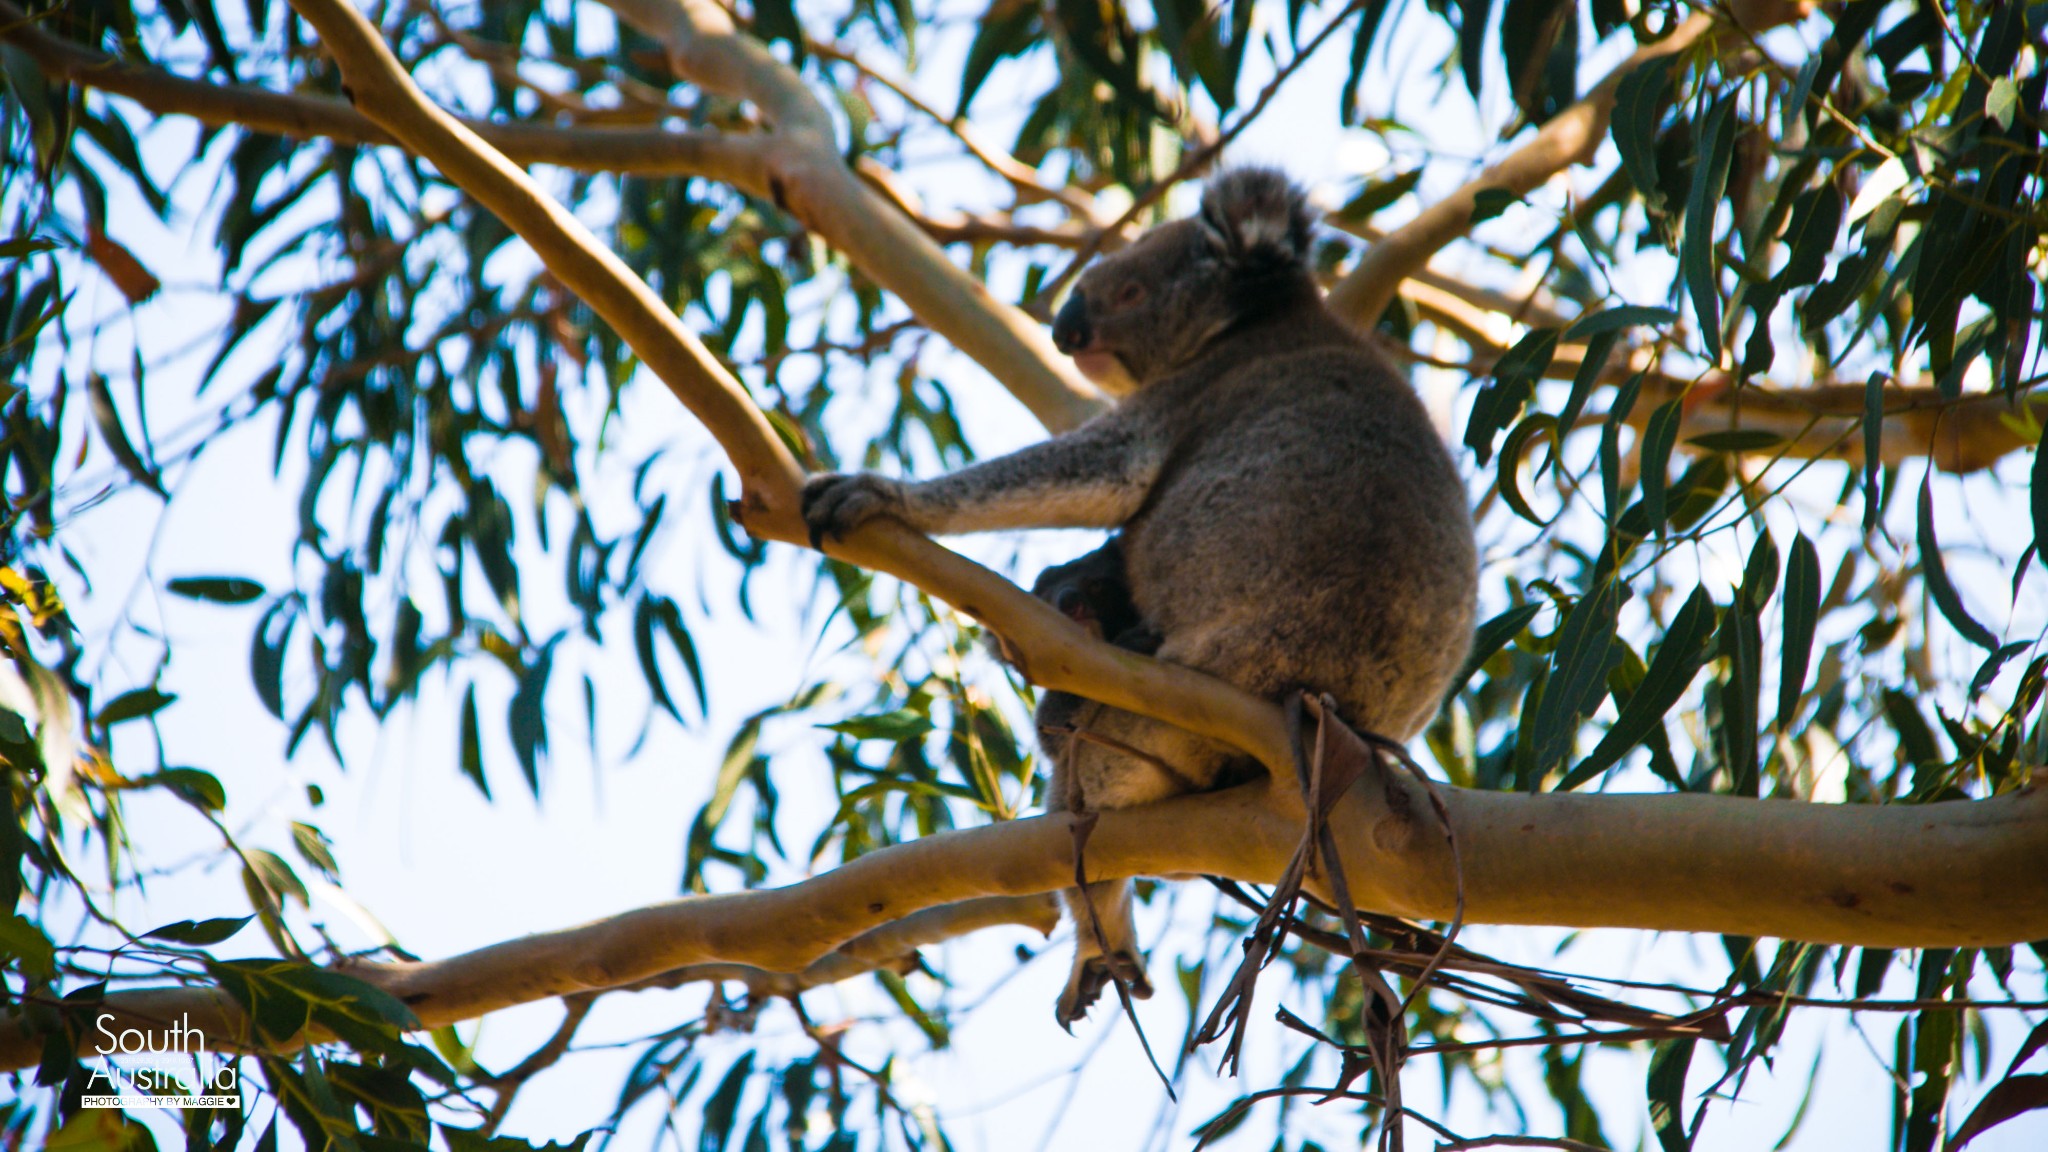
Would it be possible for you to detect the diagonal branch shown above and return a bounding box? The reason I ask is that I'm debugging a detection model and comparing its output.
[598,0,1101,432]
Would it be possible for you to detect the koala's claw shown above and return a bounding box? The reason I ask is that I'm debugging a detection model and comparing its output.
[801,473,902,548]
[1054,950,1153,1031]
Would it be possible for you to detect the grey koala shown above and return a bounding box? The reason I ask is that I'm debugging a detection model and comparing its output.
[1016,536,1160,772]
[803,168,1478,1028]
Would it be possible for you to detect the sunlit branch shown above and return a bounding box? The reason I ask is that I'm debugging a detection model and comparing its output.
[3,779,2041,1071]
[595,0,1101,433]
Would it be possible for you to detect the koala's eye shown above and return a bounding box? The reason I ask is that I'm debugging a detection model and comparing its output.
[1115,282,1146,308]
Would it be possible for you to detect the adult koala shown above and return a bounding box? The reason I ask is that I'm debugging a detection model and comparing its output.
[804,169,1476,1027]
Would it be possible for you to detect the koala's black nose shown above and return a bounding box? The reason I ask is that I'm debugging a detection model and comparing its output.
[1051,294,1091,353]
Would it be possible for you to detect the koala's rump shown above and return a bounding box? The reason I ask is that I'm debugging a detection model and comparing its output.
[1120,352,1476,739]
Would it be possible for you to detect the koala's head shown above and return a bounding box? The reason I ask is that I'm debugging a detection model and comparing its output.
[1029,545,1138,643]
[1051,168,1315,393]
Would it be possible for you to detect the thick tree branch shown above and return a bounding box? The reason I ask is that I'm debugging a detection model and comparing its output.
[5,778,2042,1070]
[616,893,1061,996]
[597,0,1101,432]
[1637,375,2048,474]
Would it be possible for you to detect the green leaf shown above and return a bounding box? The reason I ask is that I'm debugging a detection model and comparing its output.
[1469,187,1520,223]
[2032,436,2047,567]
[1497,414,1558,526]
[956,0,1041,114]
[86,373,166,498]
[1465,327,1559,464]
[1613,56,1674,209]
[291,822,340,882]
[1682,93,1738,356]
[0,236,59,259]
[0,913,56,981]
[699,1053,755,1152]
[144,916,253,946]
[1955,1074,2048,1149]
[1864,372,1886,533]
[152,767,226,810]
[1526,581,1624,788]
[1971,641,2030,699]
[1906,1003,1956,1152]
[658,603,708,717]
[1771,184,1842,291]
[1918,472,2000,651]
[1601,371,1645,526]
[1555,329,1618,439]
[1564,586,1716,790]
[459,684,488,800]
[244,849,310,910]
[508,642,557,796]
[1191,1096,1255,1146]
[1444,602,1542,706]
[94,687,176,728]
[1776,535,1820,732]
[824,709,935,742]
[166,576,266,604]
[1986,76,2019,130]
[251,599,293,720]
[210,960,310,1045]
[634,597,682,723]
[1639,400,1683,535]
[1647,1035,1696,1152]
[1335,169,1422,225]
[1563,305,1678,340]
[876,967,950,1047]
[1740,531,1779,613]
[1717,586,1764,796]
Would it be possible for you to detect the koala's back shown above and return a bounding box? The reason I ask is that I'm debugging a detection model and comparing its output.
[1121,329,1476,742]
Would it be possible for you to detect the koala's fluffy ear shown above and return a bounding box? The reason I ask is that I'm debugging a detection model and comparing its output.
[1198,168,1313,269]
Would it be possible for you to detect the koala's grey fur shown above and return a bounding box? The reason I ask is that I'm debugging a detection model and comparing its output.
[803,168,1478,1028]
[1017,536,1159,777]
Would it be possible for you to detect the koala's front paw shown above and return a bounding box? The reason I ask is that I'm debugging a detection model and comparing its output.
[801,473,905,547]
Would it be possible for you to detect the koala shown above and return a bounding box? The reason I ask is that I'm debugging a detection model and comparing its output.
[1016,536,1160,779]
[802,168,1478,1028]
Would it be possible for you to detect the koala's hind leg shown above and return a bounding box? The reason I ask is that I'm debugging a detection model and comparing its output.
[1056,880,1151,1029]
[1042,702,1155,1029]
[1044,704,1246,1028]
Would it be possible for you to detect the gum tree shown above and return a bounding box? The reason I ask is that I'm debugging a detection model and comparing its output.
[0,0,2044,1149]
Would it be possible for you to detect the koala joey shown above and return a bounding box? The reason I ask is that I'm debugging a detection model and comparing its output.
[1017,536,1159,777]
[803,168,1478,1028]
